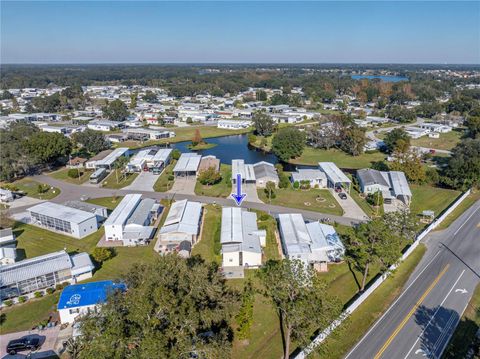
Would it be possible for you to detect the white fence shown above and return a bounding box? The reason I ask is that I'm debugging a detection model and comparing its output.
[294,189,472,359]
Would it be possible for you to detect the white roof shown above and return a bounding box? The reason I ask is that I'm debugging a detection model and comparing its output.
[160,200,202,235]
[152,148,172,163]
[96,147,129,167]
[173,153,201,173]
[291,169,327,183]
[232,159,256,181]
[221,207,261,254]
[28,202,96,224]
[389,171,412,197]
[104,194,142,227]
[318,162,351,185]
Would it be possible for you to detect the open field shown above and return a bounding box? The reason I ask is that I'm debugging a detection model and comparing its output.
[313,244,426,359]
[410,184,461,218]
[7,178,60,200]
[290,148,386,169]
[257,187,343,216]
[195,164,232,197]
[48,167,93,184]
[101,169,138,189]
[411,130,463,151]
[153,161,176,192]
[442,284,480,359]
[435,190,480,231]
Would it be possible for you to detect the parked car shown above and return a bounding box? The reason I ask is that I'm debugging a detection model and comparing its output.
[335,186,343,193]
[338,193,347,200]
[6,337,40,355]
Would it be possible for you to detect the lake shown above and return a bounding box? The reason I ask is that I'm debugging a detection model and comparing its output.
[351,75,408,82]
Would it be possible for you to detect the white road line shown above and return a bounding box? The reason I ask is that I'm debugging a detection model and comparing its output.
[431,312,457,358]
[453,206,479,236]
[403,269,465,359]
[344,249,443,359]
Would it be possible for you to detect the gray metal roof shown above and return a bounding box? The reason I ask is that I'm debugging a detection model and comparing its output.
[356,169,390,188]
[28,202,96,224]
[389,171,412,197]
[0,250,72,287]
[318,162,351,185]
[70,252,95,276]
[221,207,262,254]
[96,147,129,167]
[63,201,107,215]
[126,198,156,226]
[253,162,278,181]
[291,169,327,183]
[160,200,202,235]
[173,153,201,173]
[232,160,256,181]
[104,194,142,226]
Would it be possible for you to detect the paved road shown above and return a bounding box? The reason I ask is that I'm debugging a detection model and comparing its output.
[8,175,362,226]
[346,200,480,359]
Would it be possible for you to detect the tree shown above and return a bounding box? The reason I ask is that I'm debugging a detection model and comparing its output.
[67,168,81,179]
[465,116,480,139]
[186,117,193,124]
[91,247,115,264]
[247,133,257,144]
[389,148,426,183]
[264,181,276,201]
[383,128,411,153]
[25,132,72,164]
[386,105,416,123]
[72,129,109,154]
[343,217,403,292]
[171,149,181,160]
[130,92,138,109]
[113,156,129,184]
[443,139,480,190]
[339,126,366,156]
[256,90,267,101]
[198,167,222,186]
[271,127,305,162]
[366,191,383,207]
[192,129,203,146]
[77,255,239,358]
[235,280,254,340]
[142,90,157,103]
[258,259,342,359]
[102,99,129,121]
[252,110,275,136]
[383,209,418,243]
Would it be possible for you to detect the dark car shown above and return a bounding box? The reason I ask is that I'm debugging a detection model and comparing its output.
[338,192,347,200]
[334,186,343,193]
[6,337,40,355]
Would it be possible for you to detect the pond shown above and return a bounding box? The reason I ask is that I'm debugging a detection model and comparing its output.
[141,134,314,171]
[351,75,408,82]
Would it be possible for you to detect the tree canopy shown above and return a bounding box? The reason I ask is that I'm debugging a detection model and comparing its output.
[252,110,275,137]
[71,129,109,155]
[102,99,129,121]
[443,138,480,190]
[271,127,305,162]
[383,128,411,154]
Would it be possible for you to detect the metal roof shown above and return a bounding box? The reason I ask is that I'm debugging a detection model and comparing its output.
[318,162,351,185]
[160,200,202,235]
[126,198,156,226]
[232,160,256,181]
[221,207,261,254]
[173,153,201,173]
[253,162,278,181]
[57,280,126,310]
[28,202,96,224]
[356,169,390,188]
[70,252,95,276]
[104,194,142,227]
[63,201,107,215]
[291,169,327,183]
[389,171,412,197]
[96,147,129,167]
[152,148,172,163]
[0,250,72,287]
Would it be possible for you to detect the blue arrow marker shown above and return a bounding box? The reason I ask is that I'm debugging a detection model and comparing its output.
[231,173,247,206]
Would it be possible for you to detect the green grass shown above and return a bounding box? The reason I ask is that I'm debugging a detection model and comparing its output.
[191,204,222,265]
[290,148,386,169]
[411,130,463,151]
[410,184,461,218]
[195,164,232,197]
[86,196,124,210]
[101,170,138,189]
[349,185,382,218]
[313,244,427,359]
[187,142,218,150]
[153,161,176,192]
[48,167,93,184]
[442,283,480,359]
[11,178,60,200]
[257,187,343,216]
[252,210,281,261]
[435,190,480,231]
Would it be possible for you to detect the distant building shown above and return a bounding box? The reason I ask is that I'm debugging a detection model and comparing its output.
[217,119,252,129]
[0,188,14,203]
[87,120,122,132]
[28,202,99,239]
[278,213,344,272]
[419,123,452,133]
[123,127,175,141]
[404,127,430,139]
[221,207,265,268]
[93,147,130,170]
[0,250,94,300]
[66,157,87,169]
[156,200,203,256]
[104,194,160,246]
[57,280,127,324]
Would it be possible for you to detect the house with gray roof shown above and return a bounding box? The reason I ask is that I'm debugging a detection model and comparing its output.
[231,160,279,188]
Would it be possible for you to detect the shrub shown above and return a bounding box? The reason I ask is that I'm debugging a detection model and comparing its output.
[247,134,257,144]
[18,296,27,303]
[171,149,181,160]
[55,283,64,291]
[92,247,115,263]
[61,282,70,288]
[46,287,55,295]
[198,167,222,186]
[4,300,13,307]
[186,117,193,124]
[168,175,174,181]
[293,181,300,189]
[34,291,43,298]
[367,191,384,206]
[235,281,254,340]
[258,212,271,221]
[67,168,81,178]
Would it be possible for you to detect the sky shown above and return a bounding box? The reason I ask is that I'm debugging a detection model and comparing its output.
[1,1,479,64]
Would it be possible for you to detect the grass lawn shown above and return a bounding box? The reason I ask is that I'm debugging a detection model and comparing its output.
[290,147,386,169]
[48,167,93,185]
[442,284,480,359]
[86,196,124,210]
[257,187,343,216]
[410,184,461,218]
[191,204,222,265]
[435,190,480,231]
[195,164,232,197]
[101,170,138,189]
[153,161,176,192]
[411,130,463,151]
[187,142,218,150]
[255,210,281,261]
[313,244,426,359]
[11,178,60,200]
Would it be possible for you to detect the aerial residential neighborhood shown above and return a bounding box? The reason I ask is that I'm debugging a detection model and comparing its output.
[0,1,479,359]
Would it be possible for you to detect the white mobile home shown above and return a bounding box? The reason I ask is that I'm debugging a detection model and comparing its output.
[318,162,351,193]
[290,169,327,188]
[173,153,202,178]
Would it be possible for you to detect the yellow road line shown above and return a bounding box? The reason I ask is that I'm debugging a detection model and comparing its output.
[373,264,450,359]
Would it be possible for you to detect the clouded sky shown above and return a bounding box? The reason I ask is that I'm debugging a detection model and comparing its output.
[1,1,479,64]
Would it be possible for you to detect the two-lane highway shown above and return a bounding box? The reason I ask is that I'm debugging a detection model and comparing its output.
[346,200,480,359]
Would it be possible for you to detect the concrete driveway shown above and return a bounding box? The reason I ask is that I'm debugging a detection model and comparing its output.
[230,183,262,204]
[330,189,368,220]
[7,196,44,209]
[124,171,158,191]
[168,177,196,195]
[0,328,60,358]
